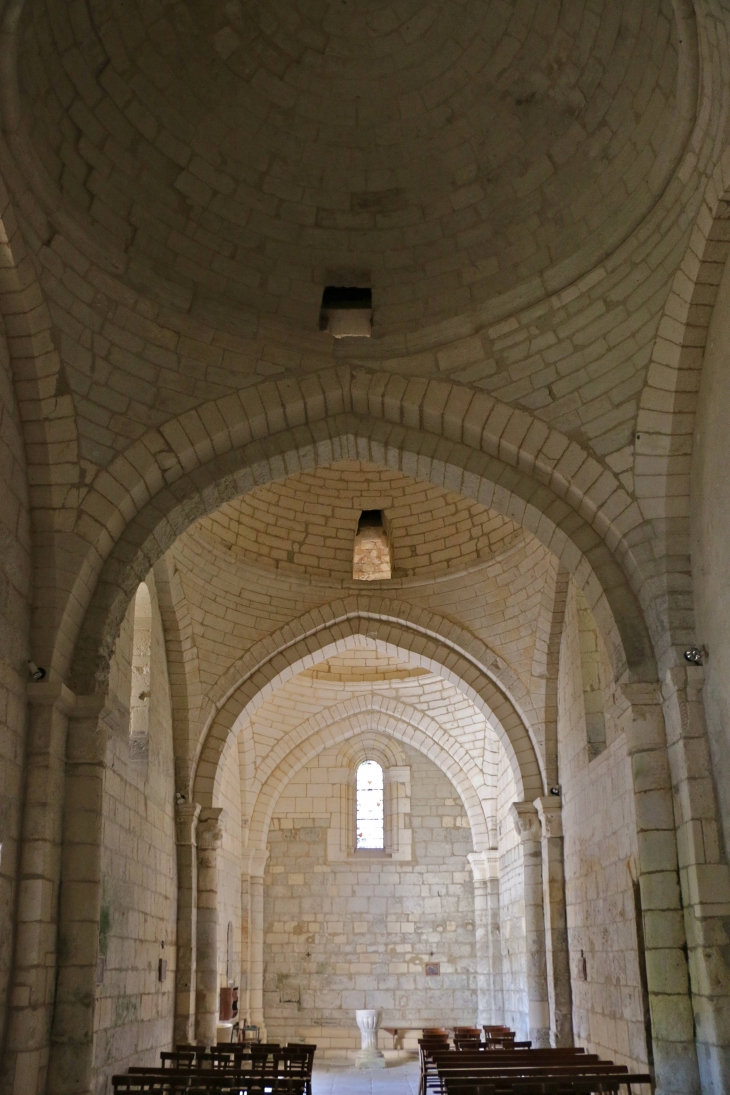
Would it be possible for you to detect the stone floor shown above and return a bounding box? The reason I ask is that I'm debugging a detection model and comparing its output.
[312,1059,420,1095]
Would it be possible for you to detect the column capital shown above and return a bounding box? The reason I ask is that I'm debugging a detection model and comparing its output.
[468,850,499,882]
[27,680,77,715]
[620,682,668,756]
[509,801,541,843]
[175,801,201,845]
[663,664,705,702]
[534,797,563,838]
[197,807,224,850]
[245,849,269,877]
[620,681,663,708]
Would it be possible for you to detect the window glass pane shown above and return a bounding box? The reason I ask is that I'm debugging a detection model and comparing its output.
[356,760,384,849]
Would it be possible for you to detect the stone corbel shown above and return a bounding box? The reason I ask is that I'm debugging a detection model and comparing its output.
[509,801,542,843]
[467,849,500,883]
[619,681,665,756]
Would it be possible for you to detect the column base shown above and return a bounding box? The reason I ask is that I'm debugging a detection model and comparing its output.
[355,1050,386,1069]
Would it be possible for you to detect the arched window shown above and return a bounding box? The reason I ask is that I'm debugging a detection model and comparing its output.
[356,760,384,849]
[129,582,151,766]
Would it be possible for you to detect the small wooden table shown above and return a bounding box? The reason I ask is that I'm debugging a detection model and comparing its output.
[381,1027,428,1050]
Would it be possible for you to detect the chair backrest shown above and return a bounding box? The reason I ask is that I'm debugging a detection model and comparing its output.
[160,1051,197,1069]
[284,1044,316,1072]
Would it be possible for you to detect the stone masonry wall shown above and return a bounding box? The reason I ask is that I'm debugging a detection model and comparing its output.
[0,327,30,1056]
[558,581,648,1071]
[263,741,476,1046]
[93,575,177,1092]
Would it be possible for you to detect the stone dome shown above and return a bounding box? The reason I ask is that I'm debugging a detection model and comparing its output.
[189,461,524,581]
[17,0,687,342]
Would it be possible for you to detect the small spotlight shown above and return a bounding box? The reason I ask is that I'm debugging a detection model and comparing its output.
[549,786,561,796]
[684,646,707,666]
[27,660,46,681]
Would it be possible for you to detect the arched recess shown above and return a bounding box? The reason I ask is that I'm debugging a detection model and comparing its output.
[191,616,544,808]
[244,705,493,855]
[63,371,654,697]
[634,147,730,669]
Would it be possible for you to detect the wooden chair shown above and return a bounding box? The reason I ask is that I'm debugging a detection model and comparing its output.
[282,1044,316,1095]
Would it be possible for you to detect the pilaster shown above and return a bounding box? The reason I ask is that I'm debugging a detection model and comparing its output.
[467,849,502,1026]
[174,802,201,1045]
[662,667,730,1094]
[3,682,75,1095]
[195,808,223,1047]
[622,681,701,1095]
[509,802,549,1047]
[244,849,269,1038]
[534,796,573,1048]
[47,691,109,1095]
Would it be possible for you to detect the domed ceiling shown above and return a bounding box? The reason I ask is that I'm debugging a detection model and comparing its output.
[180,462,524,581]
[18,0,686,340]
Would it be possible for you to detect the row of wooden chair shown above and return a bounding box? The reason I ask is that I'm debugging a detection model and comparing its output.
[417,1029,522,1095]
[429,1044,651,1095]
[112,1042,316,1095]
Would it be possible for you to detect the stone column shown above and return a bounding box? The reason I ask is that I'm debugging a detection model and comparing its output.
[47,692,109,1095]
[661,667,730,1093]
[468,849,503,1026]
[534,797,573,1048]
[174,802,201,1045]
[195,808,223,1047]
[509,802,549,1047]
[3,682,75,1095]
[485,851,503,1024]
[245,850,268,1037]
[622,683,701,1095]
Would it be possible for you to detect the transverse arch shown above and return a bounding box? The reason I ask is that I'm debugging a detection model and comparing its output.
[62,371,654,695]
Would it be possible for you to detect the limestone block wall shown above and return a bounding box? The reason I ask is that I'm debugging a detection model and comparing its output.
[93,575,177,1090]
[558,581,648,1072]
[0,331,30,1054]
[496,748,528,1038]
[262,742,476,1043]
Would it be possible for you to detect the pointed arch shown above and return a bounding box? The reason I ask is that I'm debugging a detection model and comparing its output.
[191,607,544,807]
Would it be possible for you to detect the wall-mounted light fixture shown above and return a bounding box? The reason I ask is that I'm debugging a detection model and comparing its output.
[684,646,707,666]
